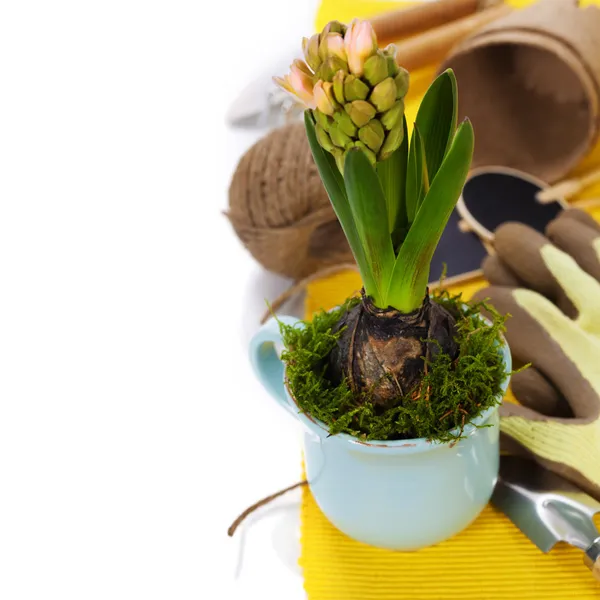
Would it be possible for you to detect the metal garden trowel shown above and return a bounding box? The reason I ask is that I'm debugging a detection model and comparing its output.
[492,455,600,582]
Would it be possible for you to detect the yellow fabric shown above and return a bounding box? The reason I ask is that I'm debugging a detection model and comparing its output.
[298,2,600,597]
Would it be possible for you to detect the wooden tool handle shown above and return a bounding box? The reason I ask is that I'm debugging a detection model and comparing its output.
[580,167,600,189]
[536,166,600,203]
[394,3,512,72]
[571,197,600,210]
[370,0,499,46]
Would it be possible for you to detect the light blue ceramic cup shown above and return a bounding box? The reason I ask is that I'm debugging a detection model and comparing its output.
[250,315,511,550]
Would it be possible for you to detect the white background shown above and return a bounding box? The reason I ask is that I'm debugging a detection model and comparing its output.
[0,1,321,598]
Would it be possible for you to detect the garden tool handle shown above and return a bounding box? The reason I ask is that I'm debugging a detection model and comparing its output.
[584,538,600,582]
[393,3,511,71]
[369,0,499,46]
[536,167,600,203]
[579,168,600,192]
[249,315,300,418]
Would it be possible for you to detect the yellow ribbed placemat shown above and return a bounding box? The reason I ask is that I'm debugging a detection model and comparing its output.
[300,496,600,599]
[298,3,600,598]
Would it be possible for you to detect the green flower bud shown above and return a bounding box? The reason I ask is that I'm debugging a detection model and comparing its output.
[382,44,399,76]
[370,77,396,112]
[363,53,388,87]
[329,122,354,149]
[382,44,397,58]
[358,119,385,153]
[315,124,336,152]
[318,55,348,82]
[345,100,376,127]
[322,20,346,35]
[379,121,405,160]
[334,110,357,137]
[353,141,377,166]
[302,34,321,73]
[332,70,346,104]
[319,34,329,61]
[381,99,404,131]
[386,55,399,77]
[313,108,334,131]
[333,148,345,173]
[395,67,410,99]
[343,74,369,101]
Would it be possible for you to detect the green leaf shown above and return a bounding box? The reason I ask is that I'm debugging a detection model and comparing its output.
[304,111,379,298]
[387,119,474,312]
[405,124,429,224]
[415,69,458,182]
[377,114,409,240]
[344,148,396,306]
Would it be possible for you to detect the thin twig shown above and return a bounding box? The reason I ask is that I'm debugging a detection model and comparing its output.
[227,480,308,537]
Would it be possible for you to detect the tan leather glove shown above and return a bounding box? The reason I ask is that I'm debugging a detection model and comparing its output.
[473,209,600,500]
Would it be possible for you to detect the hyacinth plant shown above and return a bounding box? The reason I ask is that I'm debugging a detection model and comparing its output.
[274,20,409,172]
[273,19,505,435]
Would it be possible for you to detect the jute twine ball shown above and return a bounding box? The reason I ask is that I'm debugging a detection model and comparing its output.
[227,123,352,280]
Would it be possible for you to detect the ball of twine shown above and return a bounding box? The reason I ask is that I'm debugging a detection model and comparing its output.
[227,122,353,280]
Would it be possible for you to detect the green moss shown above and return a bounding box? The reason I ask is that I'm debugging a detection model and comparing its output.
[278,291,509,443]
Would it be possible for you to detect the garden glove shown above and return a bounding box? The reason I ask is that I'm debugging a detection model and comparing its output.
[473,209,600,500]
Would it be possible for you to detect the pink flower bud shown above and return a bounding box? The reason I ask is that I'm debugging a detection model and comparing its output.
[273,61,317,110]
[319,33,347,63]
[313,80,335,116]
[344,20,377,76]
[273,60,316,109]
[292,59,313,77]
